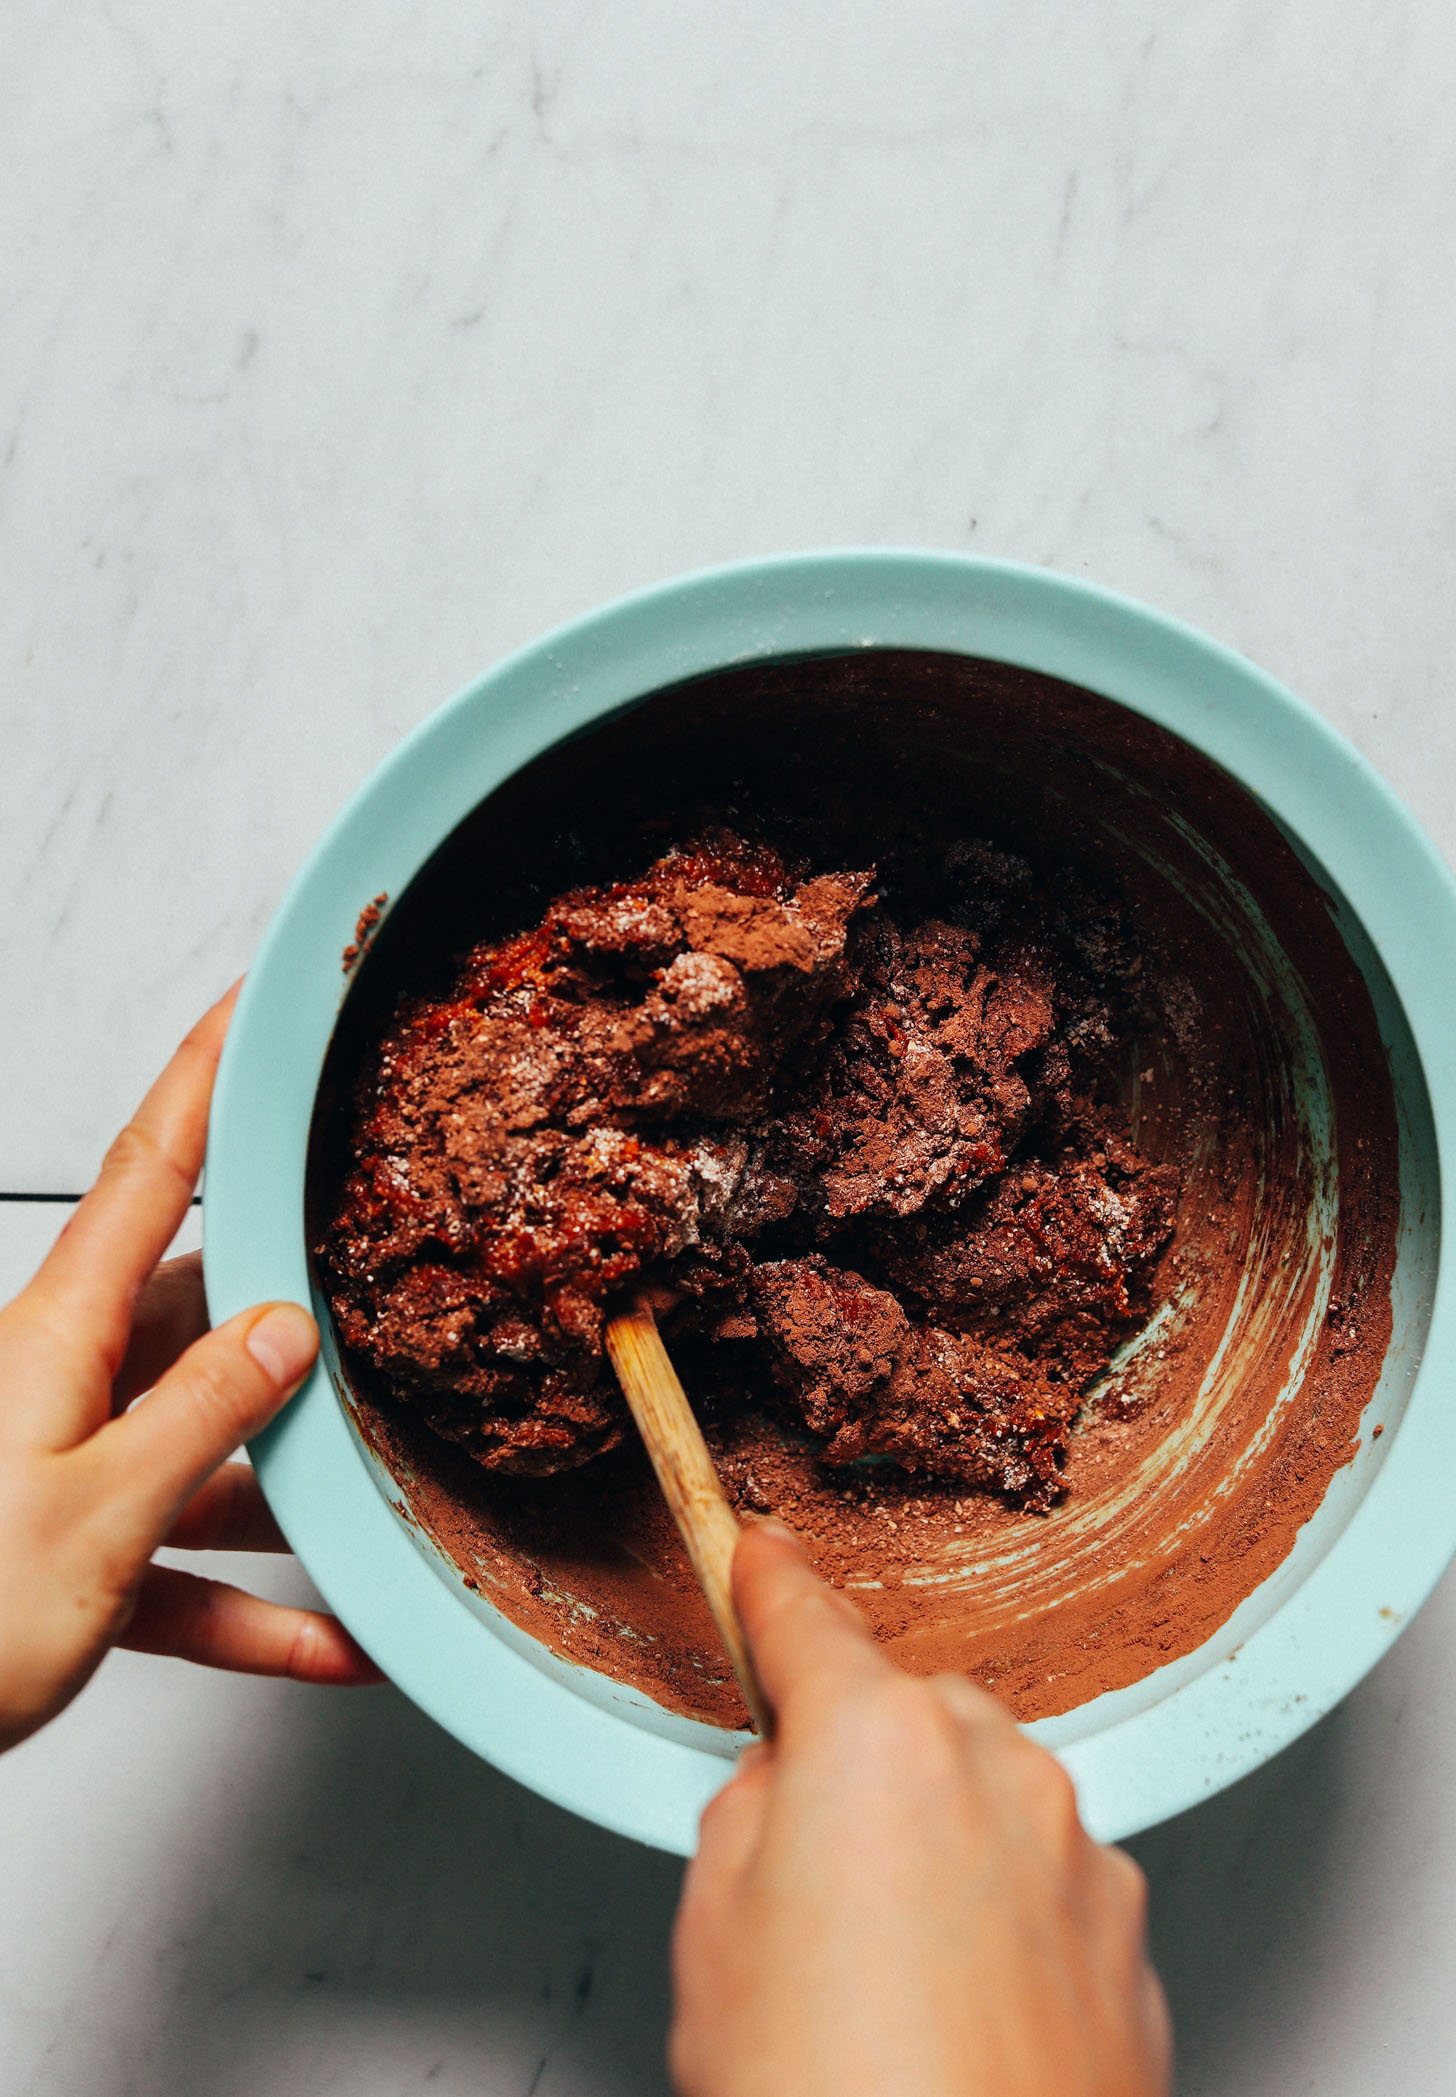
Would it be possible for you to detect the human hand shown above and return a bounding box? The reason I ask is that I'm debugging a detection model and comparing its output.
[0,986,380,1754]
[670,1521,1170,2097]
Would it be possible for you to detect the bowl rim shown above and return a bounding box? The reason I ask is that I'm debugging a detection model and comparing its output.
[204,548,1456,1853]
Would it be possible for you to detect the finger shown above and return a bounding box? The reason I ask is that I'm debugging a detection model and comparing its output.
[1081,1842,1159,1987]
[693,1743,775,1884]
[675,1749,776,2004]
[1141,1965,1175,2088]
[163,1463,290,1552]
[1097,1841,1151,1921]
[732,1519,890,1735]
[0,1301,112,1455]
[926,1669,1019,1739]
[88,1301,318,1554]
[20,987,238,1431]
[117,1564,383,1683]
[112,1251,210,1411]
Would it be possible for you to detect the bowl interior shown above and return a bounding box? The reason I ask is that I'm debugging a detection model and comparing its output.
[306,650,1432,1747]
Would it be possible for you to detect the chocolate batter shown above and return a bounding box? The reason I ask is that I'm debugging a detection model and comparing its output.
[310,652,1403,1731]
[321,829,1176,1512]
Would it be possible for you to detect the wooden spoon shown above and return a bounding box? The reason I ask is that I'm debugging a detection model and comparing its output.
[605,1293,772,1737]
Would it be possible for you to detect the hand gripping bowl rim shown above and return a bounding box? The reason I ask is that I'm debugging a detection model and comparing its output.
[202,549,1456,1854]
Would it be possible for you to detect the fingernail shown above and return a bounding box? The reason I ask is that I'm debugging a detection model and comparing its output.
[752,1517,801,1549]
[246,1303,318,1388]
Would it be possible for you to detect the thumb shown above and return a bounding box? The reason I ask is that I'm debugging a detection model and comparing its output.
[91,1302,318,1552]
[733,1519,889,1740]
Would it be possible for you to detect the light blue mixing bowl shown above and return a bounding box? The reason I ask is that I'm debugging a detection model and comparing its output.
[204,552,1456,1853]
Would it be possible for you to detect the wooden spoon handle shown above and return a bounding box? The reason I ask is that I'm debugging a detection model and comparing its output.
[605,1296,772,1737]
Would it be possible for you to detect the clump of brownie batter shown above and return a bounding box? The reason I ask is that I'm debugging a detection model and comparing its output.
[320,830,1176,1510]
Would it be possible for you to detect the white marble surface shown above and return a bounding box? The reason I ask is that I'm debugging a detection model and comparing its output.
[7,2,1456,2089]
